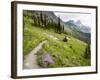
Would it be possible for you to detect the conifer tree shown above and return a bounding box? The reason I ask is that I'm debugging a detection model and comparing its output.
[37,16,40,26]
[84,43,91,59]
[62,25,64,33]
[40,11,43,27]
[33,16,37,26]
[44,14,47,28]
[57,17,61,33]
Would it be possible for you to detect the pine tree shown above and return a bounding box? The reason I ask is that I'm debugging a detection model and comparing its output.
[35,16,38,26]
[44,14,47,28]
[57,17,61,33]
[54,23,57,32]
[37,16,40,26]
[40,11,43,27]
[84,43,91,59]
[33,16,37,26]
[62,25,64,33]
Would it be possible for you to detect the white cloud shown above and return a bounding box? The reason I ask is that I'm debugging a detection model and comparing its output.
[54,12,92,27]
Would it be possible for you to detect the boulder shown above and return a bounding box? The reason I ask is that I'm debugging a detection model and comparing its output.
[62,36,68,42]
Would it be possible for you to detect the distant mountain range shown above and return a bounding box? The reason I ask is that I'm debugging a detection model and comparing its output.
[65,20,91,33]
[65,20,91,43]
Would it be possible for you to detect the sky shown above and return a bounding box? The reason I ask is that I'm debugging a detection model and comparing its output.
[54,12,92,27]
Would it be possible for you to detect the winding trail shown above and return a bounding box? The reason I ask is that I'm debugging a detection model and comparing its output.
[23,40,47,69]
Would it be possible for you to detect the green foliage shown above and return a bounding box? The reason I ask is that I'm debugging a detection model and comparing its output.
[57,17,62,33]
[23,27,46,55]
[23,10,91,67]
[84,43,91,59]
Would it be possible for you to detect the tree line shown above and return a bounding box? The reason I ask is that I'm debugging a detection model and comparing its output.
[23,11,65,34]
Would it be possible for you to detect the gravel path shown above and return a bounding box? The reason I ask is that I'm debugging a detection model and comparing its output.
[23,40,47,69]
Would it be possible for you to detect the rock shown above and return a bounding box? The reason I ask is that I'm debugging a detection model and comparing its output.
[62,36,68,42]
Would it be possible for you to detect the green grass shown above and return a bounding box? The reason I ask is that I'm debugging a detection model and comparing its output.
[42,35,89,67]
[23,16,90,67]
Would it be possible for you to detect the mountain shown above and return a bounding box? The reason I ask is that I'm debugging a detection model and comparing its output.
[24,10,90,43]
[30,11,72,34]
[75,20,91,33]
[65,20,91,33]
[65,20,91,43]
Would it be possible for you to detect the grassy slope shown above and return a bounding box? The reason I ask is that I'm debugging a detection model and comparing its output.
[23,16,90,68]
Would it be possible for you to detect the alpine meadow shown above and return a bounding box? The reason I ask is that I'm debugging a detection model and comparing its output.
[23,10,91,69]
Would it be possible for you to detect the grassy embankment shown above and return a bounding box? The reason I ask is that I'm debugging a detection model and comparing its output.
[23,15,90,68]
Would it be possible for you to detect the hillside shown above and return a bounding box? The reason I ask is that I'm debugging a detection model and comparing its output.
[65,20,91,43]
[23,10,91,68]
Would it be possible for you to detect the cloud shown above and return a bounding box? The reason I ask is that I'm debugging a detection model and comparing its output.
[54,12,91,27]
